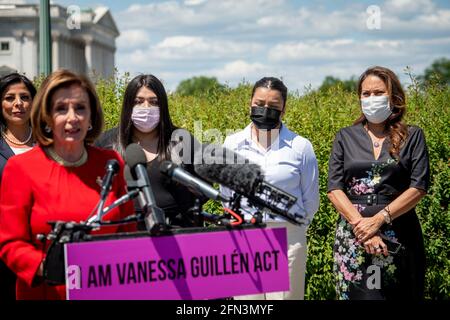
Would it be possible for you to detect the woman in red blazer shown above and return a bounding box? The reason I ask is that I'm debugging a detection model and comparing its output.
[0,70,134,300]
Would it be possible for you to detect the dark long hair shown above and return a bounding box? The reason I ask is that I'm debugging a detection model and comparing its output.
[0,73,37,128]
[354,66,408,158]
[251,77,288,109]
[119,74,176,160]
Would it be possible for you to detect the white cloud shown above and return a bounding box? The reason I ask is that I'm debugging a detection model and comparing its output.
[114,0,450,91]
[184,0,208,6]
[268,37,450,63]
[116,29,151,49]
[125,36,263,61]
[209,60,270,81]
[384,0,436,15]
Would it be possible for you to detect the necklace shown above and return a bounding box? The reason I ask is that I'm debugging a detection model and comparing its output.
[365,125,386,148]
[2,127,32,145]
[46,146,88,167]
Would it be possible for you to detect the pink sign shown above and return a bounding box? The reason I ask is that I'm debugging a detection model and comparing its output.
[65,227,289,300]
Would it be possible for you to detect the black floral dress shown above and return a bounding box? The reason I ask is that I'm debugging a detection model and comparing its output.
[327,123,430,300]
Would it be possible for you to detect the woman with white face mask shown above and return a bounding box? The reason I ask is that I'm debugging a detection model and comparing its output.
[327,66,430,300]
[95,75,204,228]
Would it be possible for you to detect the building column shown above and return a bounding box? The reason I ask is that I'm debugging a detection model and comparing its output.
[51,31,61,71]
[12,30,24,74]
[24,30,37,79]
[83,35,94,76]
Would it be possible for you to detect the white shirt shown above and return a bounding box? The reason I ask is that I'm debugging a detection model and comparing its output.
[220,123,319,225]
[10,146,33,155]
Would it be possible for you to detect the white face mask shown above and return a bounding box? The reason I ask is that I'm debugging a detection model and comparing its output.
[131,105,160,133]
[361,95,392,124]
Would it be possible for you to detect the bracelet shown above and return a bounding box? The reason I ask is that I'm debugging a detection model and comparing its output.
[381,206,392,225]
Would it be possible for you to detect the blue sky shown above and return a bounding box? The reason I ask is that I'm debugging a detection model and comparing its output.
[28,1,450,91]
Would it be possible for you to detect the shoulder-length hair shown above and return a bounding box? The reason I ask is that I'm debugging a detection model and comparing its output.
[118,74,176,160]
[0,73,37,128]
[354,66,408,158]
[31,69,103,146]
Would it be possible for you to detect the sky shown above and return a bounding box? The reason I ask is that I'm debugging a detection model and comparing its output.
[9,0,450,92]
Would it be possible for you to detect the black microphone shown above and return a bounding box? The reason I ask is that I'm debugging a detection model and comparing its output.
[100,159,120,200]
[125,143,166,233]
[87,159,121,224]
[125,143,157,208]
[160,161,230,202]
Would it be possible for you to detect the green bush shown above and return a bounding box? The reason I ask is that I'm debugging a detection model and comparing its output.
[97,72,449,300]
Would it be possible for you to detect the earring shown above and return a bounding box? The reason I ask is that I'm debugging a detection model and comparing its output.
[88,124,93,131]
[44,125,51,133]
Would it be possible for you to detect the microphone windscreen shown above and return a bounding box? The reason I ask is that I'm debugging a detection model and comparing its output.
[125,143,147,169]
[106,159,120,173]
[194,162,262,196]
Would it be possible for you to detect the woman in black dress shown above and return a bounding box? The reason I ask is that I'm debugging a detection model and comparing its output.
[95,74,203,228]
[327,66,430,300]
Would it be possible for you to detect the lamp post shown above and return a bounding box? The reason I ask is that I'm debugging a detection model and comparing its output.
[39,0,52,76]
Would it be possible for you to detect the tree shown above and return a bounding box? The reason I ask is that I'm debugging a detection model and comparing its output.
[318,75,358,92]
[420,57,450,86]
[176,76,225,96]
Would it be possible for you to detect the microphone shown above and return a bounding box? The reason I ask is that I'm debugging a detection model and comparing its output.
[87,159,120,224]
[159,161,230,202]
[194,151,306,226]
[125,143,158,209]
[125,143,166,233]
[100,159,120,199]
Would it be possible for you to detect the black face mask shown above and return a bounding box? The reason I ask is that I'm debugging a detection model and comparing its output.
[250,106,281,130]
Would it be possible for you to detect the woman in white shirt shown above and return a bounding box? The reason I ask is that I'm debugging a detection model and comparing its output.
[221,77,319,300]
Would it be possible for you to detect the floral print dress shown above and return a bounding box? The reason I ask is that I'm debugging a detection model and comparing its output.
[328,124,430,300]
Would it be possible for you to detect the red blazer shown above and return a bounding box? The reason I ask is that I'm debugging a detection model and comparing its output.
[0,145,135,300]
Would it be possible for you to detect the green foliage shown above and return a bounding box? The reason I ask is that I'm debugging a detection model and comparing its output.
[319,75,358,93]
[419,57,450,87]
[175,76,225,97]
[95,71,449,300]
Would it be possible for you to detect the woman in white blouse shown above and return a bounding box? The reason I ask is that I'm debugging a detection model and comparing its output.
[221,77,319,300]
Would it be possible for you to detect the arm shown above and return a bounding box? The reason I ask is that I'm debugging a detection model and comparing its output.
[0,159,44,287]
[353,188,427,242]
[354,127,430,242]
[327,130,363,226]
[299,141,320,220]
[327,189,363,226]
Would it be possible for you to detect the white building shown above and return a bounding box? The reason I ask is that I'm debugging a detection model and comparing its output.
[0,1,120,79]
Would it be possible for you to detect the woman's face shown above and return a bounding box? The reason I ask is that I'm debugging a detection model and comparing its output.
[50,84,91,147]
[134,86,158,107]
[1,82,33,127]
[250,87,284,113]
[360,75,389,99]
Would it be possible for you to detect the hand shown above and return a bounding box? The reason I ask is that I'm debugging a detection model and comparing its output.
[353,213,384,243]
[364,235,388,256]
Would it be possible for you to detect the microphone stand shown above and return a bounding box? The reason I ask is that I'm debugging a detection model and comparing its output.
[127,174,167,235]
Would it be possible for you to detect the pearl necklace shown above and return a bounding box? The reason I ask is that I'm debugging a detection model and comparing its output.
[46,147,88,167]
[2,127,32,145]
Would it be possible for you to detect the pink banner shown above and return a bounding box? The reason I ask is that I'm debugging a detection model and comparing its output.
[65,227,289,300]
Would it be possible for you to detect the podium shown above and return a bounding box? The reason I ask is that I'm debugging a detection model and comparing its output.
[46,225,290,300]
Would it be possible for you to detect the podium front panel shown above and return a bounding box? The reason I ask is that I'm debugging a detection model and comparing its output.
[65,227,289,300]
